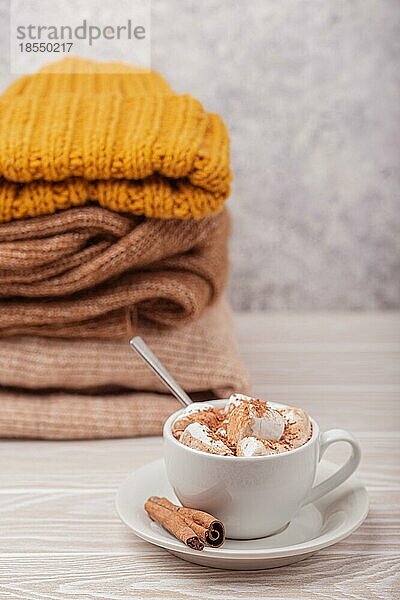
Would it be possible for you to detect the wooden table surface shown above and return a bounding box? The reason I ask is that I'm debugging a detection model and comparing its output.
[1,313,399,599]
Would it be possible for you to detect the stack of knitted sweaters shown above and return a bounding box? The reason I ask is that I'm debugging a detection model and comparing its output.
[0,58,250,439]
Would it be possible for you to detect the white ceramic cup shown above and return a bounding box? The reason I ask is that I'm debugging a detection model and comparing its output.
[163,399,361,539]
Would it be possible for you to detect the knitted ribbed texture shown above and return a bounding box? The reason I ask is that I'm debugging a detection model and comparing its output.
[0,300,251,439]
[0,206,229,337]
[0,58,231,222]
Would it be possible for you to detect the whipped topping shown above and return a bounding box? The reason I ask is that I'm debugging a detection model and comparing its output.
[180,422,233,456]
[237,436,268,457]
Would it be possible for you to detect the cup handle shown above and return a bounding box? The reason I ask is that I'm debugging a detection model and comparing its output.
[303,429,361,505]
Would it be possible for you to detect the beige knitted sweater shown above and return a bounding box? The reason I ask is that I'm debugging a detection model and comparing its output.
[0,300,250,439]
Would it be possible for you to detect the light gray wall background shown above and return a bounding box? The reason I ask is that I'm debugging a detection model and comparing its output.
[0,0,399,310]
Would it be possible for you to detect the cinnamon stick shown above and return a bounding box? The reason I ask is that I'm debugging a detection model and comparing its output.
[144,499,204,551]
[146,496,225,548]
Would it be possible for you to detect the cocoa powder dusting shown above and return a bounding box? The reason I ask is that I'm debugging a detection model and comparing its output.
[173,400,312,457]
[172,408,223,439]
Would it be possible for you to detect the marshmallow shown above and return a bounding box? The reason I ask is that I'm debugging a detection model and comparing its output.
[224,393,253,413]
[173,396,312,458]
[281,407,312,448]
[236,437,269,457]
[227,401,285,446]
[179,422,233,456]
[216,426,227,438]
[251,405,285,440]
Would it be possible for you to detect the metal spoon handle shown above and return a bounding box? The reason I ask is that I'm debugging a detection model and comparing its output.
[129,336,192,407]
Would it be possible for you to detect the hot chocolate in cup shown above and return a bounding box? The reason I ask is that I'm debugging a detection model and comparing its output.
[163,399,361,539]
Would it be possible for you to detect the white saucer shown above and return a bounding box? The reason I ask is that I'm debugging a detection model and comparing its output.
[116,458,369,570]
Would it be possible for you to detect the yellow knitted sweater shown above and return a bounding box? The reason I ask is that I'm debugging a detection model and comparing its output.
[0,58,231,222]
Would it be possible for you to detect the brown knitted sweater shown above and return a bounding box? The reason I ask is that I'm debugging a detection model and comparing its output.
[0,206,229,337]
